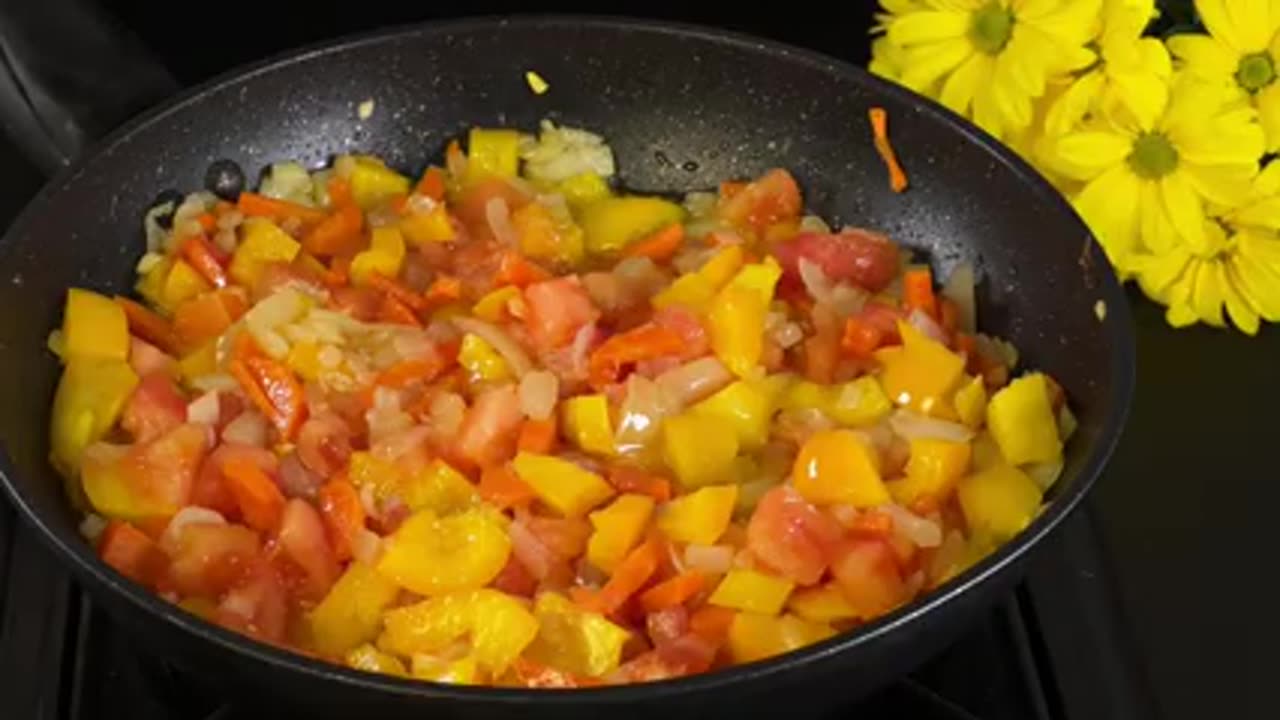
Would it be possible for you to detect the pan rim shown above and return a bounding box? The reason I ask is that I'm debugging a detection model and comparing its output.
[0,12,1135,705]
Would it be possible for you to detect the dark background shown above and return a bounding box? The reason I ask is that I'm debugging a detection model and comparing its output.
[0,1,1273,718]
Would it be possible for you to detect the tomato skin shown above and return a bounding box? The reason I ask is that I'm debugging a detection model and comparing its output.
[773,229,900,294]
[98,521,168,588]
[329,286,382,322]
[490,555,538,597]
[455,384,523,468]
[317,477,364,562]
[746,486,843,585]
[122,373,188,443]
[275,498,339,601]
[128,337,177,379]
[165,522,261,598]
[215,559,287,643]
[718,168,802,232]
[123,423,209,513]
[296,411,353,477]
[523,277,600,350]
[522,514,591,559]
[830,537,908,619]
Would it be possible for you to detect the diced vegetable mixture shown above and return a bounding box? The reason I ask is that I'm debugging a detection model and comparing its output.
[49,121,1073,687]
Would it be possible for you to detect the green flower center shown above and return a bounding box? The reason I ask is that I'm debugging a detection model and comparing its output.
[1128,132,1179,179]
[1236,52,1276,92]
[970,2,1014,55]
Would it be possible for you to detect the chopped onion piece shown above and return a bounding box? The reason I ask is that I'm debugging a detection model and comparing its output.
[941,263,977,333]
[452,317,533,376]
[928,530,968,586]
[798,257,834,304]
[519,370,560,421]
[161,507,226,549]
[186,391,221,426]
[221,410,267,447]
[907,308,948,344]
[352,529,384,565]
[654,357,732,407]
[798,214,832,234]
[192,373,239,394]
[79,513,108,543]
[486,197,517,247]
[830,283,868,318]
[615,375,676,454]
[429,392,466,437]
[684,544,735,575]
[881,504,942,548]
[889,410,975,443]
[1026,457,1065,491]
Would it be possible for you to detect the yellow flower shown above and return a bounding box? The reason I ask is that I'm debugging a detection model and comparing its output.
[1133,162,1280,333]
[1167,0,1280,152]
[1042,77,1263,272]
[879,0,1101,140]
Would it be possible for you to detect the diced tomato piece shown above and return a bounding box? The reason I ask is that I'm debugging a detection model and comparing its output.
[194,444,278,519]
[615,633,716,683]
[646,606,690,648]
[122,373,188,443]
[166,522,261,597]
[172,288,248,350]
[118,423,208,513]
[452,177,531,244]
[296,412,354,477]
[129,337,177,379]
[511,659,597,688]
[328,286,383,322]
[455,384,523,468]
[98,521,168,588]
[215,559,287,643]
[607,466,673,503]
[830,538,908,619]
[523,277,600,350]
[317,477,364,563]
[275,498,339,601]
[490,555,538,597]
[773,229,900,294]
[652,306,709,360]
[717,168,802,232]
[746,486,843,585]
[523,514,591,559]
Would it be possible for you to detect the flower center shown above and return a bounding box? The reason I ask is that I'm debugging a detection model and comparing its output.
[1236,52,1276,92]
[1128,132,1179,179]
[970,2,1014,55]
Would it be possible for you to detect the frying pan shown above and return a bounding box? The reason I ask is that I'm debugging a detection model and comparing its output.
[0,16,1134,719]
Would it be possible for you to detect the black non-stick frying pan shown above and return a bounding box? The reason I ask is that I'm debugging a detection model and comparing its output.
[0,16,1134,719]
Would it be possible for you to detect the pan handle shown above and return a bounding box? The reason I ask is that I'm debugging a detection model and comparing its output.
[0,0,178,175]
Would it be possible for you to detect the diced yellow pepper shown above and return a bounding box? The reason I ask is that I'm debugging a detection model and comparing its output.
[787,583,861,623]
[346,644,408,676]
[971,432,1005,471]
[472,285,521,322]
[400,460,480,514]
[587,493,656,572]
[308,561,401,657]
[691,380,774,450]
[792,430,888,507]
[50,358,138,475]
[578,196,685,254]
[826,376,893,427]
[376,509,510,595]
[875,321,966,416]
[61,288,129,362]
[561,394,615,456]
[411,654,479,685]
[230,218,301,287]
[952,375,987,428]
[986,373,1062,465]
[524,592,632,677]
[709,570,795,614]
[888,438,972,507]
[697,245,746,289]
[378,589,538,675]
[651,272,716,312]
[350,226,406,286]
[135,257,171,309]
[400,205,456,245]
[511,452,615,517]
[286,341,323,381]
[458,333,512,383]
[555,172,611,208]
[347,450,404,499]
[727,257,782,297]
[662,412,739,489]
[162,260,213,309]
[656,484,738,545]
[512,202,586,267]
[957,463,1043,540]
[178,342,218,384]
[349,156,411,209]
[727,612,835,664]
[706,259,781,378]
[467,128,521,181]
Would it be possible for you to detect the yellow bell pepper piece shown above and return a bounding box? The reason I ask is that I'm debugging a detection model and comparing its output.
[651,272,716,312]
[887,438,972,507]
[708,261,781,378]
[230,218,301,287]
[346,644,408,676]
[458,333,512,383]
[874,321,965,416]
[578,196,685,254]
[709,569,795,615]
[61,288,130,362]
[561,394,615,456]
[787,583,861,623]
[512,202,586,267]
[656,484,738,545]
[347,450,404,499]
[697,245,746,289]
[285,341,324,382]
[825,376,893,427]
[986,373,1062,465]
[376,509,511,595]
[471,285,521,322]
[349,156,411,209]
[400,205,456,245]
[135,257,171,309]
[50,358,138,475]
[662,412,739,489]
[971,432,1005,471]
[378,589,538,675]
[691,380,775,451]
[411,654,480,685]
[511,452,615,517]
[400,460,480,515]
[350,226,406,286]
[308,561,401,657]
[162,260,213,309]
[957,463,1043,540]
[792,430,889,507]
[587,493,655,572]
[555,172,611,208]
[727,612,835,664]
[952,375,987,429]
[524,592,632,677]
[178,342,218,384]
[466,128,521,182]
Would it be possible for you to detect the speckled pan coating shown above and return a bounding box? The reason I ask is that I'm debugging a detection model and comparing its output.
[0,17,1132,719]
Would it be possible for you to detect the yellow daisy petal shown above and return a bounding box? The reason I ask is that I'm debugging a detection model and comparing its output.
[1108,71,1171,131]
[1195,0,1247,54]
[1165,34,1239,82]
[1183,163,1255,210]
[1160,172,1208,251]
[1163,263,1201,327]
[1222,262,1263,334]
[1191,259,1227,326]
[1074,165,1142,261]
[1226,0,1275,53]
[887,11,971,45]
[1227,252,1280,320]
[899,39,974,92]
[1251,159,1280,196]
[1043,71,1104,137]
[1256,83,1280,152]
[1135,245,1192,301]
[1237,228,1280,267]
[1050,131,1133,176]
[939,53,988,114]
[972,81,1006,138]
[1231,197,1280,231]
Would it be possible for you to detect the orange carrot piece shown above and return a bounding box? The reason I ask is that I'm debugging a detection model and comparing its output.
[223,456,286,532]
[869,107,908,193]
[172,289,244,349]
[689,605,736,644]
[424,274,463,307]
[368,272,428,311]
[477,465,536,510]
[416,166,447,201]
[494,251,552,289]
[236,192,327,224]
[195,212,217,232]
[318,477,365,562]
[98,521,168,587]
[588,324,684,389]
[230,351,306,440]
[586,537,662,615]
[180,235,229,288]
[303,202,364,257]
[607,466,673,503]
[902,268,937,319]
[376,356,444,390]
[115,296,177,353]
[938,297,959,334]
[841,316,885,359]
[377,294,422,327]
[624,223,685,263]
[639,571,707,612]
[517,417,558,454]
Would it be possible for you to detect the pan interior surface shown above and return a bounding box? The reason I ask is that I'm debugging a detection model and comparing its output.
[0,16,1130,705]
